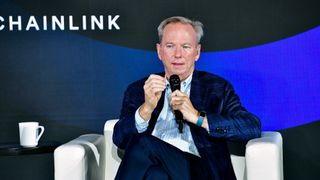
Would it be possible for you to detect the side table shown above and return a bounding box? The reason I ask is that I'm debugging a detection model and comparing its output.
[0,141,62,180]
[0,141,61,156]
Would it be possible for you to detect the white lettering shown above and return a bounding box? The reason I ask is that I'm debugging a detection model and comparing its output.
[9,16,22,31]
[69,15,79,30]
[0,15,120,31]
[26,16,40,31]
[52,16,65,30]
[82,15,87,30]
[0,16,4,31]
[91,15,103,30]
[43,16,47,30]
[108,15,120,30]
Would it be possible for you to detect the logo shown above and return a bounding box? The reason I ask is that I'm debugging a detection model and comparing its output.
[0,15,120,31]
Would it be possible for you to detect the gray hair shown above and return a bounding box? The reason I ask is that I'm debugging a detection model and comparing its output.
[157,16,204,43]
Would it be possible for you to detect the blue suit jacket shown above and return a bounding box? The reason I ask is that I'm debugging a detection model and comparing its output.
[113,70,261,180]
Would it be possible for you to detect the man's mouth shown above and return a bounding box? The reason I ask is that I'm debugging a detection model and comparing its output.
[172,62,184,66]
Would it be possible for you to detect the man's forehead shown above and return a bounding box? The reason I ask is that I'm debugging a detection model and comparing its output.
[161,23,197,43]
[163,22,195,32]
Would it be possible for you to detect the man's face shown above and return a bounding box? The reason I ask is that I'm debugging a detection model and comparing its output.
[157,22,201,81]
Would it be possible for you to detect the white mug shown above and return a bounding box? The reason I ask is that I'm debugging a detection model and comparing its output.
[19,122,45,148]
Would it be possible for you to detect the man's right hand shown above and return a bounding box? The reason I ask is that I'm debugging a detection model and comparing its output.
[139,74,166,121]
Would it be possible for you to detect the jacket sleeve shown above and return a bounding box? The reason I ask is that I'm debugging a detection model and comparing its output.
[207,81,261,142]
[112,83,142,149]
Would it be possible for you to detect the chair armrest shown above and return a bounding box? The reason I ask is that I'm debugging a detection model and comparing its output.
[54,134,105,180]
[245,131,283,180]
[104,119,121,180]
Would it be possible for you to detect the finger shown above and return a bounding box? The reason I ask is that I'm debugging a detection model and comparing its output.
[170,96,184,102]
[145,79,165,88]
[146,74,166,83]
[170,96,184,106]
[170,93,188,103]
[150,87,166,94]
[144,80,166,92]
[170,98,184,107]
[145,82,166,90]
[150,81,166,88]
[145,78,166,89]
[171,103,183,111]
[145,83,166,94]
[171,96,192,110]
[171,90,187,97]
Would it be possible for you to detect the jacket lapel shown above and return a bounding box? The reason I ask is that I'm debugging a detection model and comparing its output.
[145,73,166,134]
[189,71,211,148]
[190,71,205,111]
[145,90,165,134]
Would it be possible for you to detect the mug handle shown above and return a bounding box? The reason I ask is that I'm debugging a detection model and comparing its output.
[36,126,45,142]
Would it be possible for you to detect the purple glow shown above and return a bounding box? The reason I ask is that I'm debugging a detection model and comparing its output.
[198,26,320,130]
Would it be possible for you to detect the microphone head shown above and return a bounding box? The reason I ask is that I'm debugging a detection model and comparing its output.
[169,74,180,91]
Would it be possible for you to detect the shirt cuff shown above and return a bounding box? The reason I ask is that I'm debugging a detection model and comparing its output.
[135,106,150,133]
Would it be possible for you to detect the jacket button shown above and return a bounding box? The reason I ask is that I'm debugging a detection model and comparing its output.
[216,128,225,133]
[223,129,227,133]
[216,128,228,134]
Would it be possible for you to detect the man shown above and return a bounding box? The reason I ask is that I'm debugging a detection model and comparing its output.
[113,16,261,180]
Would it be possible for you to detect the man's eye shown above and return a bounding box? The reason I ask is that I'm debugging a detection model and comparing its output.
[183,45,191,49]
[166,44,174,48]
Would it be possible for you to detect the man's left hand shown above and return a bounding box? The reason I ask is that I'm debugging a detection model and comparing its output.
[170,90,198,124]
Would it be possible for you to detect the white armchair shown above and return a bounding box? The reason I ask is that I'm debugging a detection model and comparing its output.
[54,119,283,180]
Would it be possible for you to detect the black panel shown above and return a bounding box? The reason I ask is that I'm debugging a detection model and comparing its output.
[280,120,320,180]
[7,0,320,51]
[0,154,54,180]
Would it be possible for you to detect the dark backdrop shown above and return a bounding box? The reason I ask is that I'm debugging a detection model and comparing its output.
[1,0,320,179]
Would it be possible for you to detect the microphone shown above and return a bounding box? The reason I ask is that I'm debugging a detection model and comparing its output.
[169,74,184,133]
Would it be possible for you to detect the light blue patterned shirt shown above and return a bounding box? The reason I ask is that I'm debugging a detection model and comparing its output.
[135,74,200,156]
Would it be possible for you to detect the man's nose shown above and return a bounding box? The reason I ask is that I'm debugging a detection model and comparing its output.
[174,46,182,58]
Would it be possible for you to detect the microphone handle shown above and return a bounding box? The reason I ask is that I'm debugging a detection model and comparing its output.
[174,110,183,133]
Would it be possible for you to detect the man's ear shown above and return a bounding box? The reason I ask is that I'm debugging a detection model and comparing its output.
[156,43,162,60]
[195,44,201,61]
